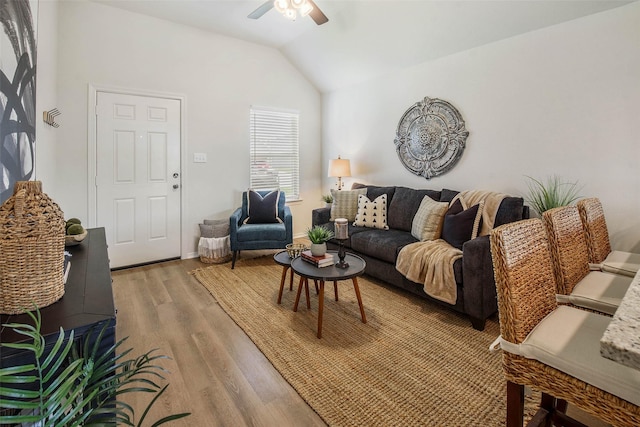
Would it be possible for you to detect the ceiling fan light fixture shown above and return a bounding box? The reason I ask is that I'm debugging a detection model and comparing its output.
[273,0,289,14]
[299,1,313,17]
[291,0,305,8]
[284,7,297,20]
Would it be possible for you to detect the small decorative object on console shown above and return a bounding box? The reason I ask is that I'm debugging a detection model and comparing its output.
[65,217,87,246]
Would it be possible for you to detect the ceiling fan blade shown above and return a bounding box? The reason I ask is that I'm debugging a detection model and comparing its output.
[307,0,329,25]
[248,1,274,19]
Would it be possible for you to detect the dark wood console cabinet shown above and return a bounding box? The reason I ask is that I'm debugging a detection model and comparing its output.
[1,227,116,368]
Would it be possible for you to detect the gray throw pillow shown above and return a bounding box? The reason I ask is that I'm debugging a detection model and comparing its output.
[199,224,215,238]
[204,219,230,237]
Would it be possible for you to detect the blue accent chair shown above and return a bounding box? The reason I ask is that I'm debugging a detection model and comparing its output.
[229,190,293,269]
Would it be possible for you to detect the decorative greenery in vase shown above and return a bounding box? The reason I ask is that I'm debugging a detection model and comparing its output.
[307,225,334,257]
[0,308,190,426]
[524,175,582,215]
[321,194,333,207]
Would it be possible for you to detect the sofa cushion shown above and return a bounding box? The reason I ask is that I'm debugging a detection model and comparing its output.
[352,183,397,205]
[411,196,448,241]
[330,188,367,221]
[351,229,418,264]
[354,194,389,230]
[388,187,441,232]
[440,188,460,203]
[442,199,484,250]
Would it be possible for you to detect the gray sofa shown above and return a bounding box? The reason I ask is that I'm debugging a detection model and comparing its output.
[312,184,528,330]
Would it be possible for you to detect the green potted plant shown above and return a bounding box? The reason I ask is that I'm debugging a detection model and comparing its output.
[524,175,582,216]
[321,194,333,208]
[307,225,334,256]
[0,308,190,426]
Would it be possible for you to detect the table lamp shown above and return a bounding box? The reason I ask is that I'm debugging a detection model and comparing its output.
[328,156,351,190]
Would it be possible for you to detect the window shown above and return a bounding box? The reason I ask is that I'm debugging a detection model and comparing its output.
[249,106,300,201]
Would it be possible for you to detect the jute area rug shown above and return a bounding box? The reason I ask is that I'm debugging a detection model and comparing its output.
[191,255,532,426]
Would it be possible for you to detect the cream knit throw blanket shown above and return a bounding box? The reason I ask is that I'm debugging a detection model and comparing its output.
[396,190,508,304]
[396,239,462,305]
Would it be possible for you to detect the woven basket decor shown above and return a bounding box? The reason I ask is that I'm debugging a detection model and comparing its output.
[0,181,66,314]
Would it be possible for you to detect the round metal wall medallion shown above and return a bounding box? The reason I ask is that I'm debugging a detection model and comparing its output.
[394,97,468,179]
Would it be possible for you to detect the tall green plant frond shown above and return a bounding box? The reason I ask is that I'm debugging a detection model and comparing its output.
[524,175,582,215]
[0,308,190,426]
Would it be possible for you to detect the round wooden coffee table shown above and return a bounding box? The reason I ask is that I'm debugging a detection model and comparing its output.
[291,251,367,338]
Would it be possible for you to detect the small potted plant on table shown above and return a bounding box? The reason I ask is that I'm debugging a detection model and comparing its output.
[307,225,334,256]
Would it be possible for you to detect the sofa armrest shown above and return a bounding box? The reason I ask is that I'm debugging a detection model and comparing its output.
[461,235,498,326]
[312,207,331,226]
[283,206,293,242]
[229,207,243,250]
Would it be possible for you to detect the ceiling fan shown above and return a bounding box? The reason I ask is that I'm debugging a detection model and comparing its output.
[248,0,329,25]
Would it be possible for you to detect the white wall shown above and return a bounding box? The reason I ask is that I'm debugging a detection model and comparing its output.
[53,1,322,258]
[34,0,58,190]
[323,2,640,252]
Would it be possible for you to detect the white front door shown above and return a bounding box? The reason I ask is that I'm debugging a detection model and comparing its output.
[96,92,181,268]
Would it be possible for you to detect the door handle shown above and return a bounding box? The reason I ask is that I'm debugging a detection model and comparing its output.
[173,184,179,189]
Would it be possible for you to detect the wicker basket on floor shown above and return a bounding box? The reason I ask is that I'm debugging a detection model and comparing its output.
[199,219,231,264]
[0,181,66,314]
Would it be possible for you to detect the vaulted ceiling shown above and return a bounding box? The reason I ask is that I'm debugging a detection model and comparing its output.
[94,0,633,93]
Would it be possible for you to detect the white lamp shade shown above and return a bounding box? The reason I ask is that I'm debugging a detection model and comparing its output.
[328,158,351,178]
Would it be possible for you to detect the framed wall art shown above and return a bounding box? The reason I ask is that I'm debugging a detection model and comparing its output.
[394,97,468,180]
[1,0,38,204]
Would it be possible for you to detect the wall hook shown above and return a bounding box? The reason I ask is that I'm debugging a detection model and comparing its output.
[43,109,61,128]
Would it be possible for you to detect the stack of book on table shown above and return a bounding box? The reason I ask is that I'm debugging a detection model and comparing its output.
[301,250,334,268]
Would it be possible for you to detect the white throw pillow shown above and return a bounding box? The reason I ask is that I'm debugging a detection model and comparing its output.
[353,194,389,230]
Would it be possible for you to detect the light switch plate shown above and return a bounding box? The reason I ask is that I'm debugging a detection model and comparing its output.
[193,153,207,163]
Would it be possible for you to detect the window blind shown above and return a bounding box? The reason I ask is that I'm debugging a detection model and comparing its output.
[249,107,300,201]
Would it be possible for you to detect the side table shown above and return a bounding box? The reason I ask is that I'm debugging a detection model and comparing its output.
[273,250,295,304]
[291,251,367,338]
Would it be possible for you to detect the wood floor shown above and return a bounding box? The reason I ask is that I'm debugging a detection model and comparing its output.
[112,254,609,427]
[111,255,326,427]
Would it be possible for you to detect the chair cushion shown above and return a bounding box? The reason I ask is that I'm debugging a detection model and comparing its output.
[411,196,448,241]
[330,188,367,221]
[601,250,640,277]
[353,194,389,230]
[441,200,484,250]
[236,222,287,242]
[560,271,632,315]
[516,305,640,406]
[244,189,282,224]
